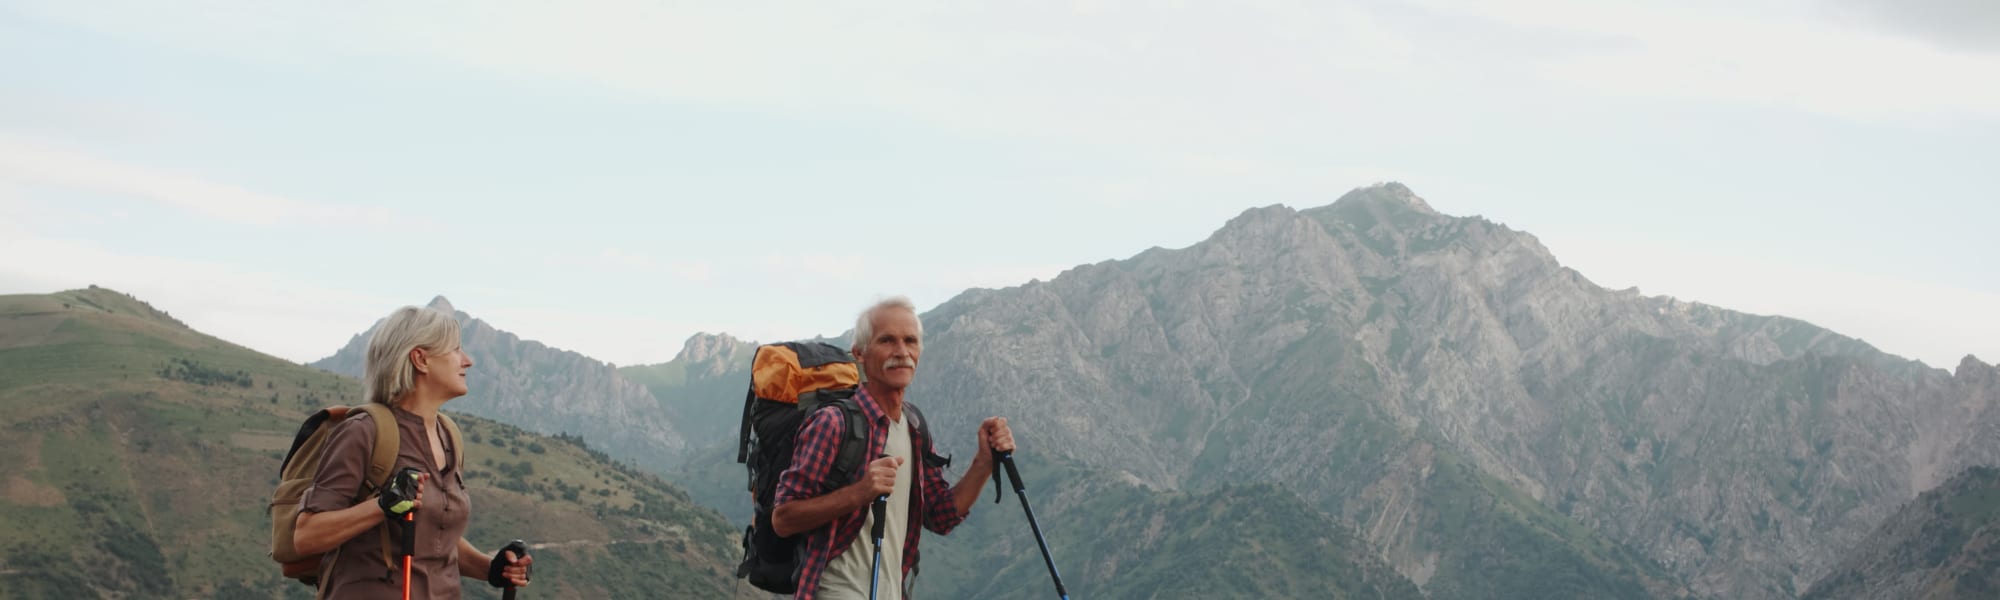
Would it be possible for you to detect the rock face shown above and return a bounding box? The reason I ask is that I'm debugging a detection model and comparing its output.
[676,332,756,380]
[896,183,2000,599]
[1802,465,2000,600]
[311,297,689,469]
[329,183,2000,599]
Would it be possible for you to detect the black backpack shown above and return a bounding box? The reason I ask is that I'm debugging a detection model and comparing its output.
[733,341,948,594]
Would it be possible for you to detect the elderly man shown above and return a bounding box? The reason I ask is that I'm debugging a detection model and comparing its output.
[771,296,1016,600]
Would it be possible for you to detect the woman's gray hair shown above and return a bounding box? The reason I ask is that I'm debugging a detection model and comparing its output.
[852,296,921,354]
[364,306,462,405]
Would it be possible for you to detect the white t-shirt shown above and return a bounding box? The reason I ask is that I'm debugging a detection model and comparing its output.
[816,415,913,600]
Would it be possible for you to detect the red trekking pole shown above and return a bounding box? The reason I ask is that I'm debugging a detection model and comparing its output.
[400,510,416,600]
[379,467,423,600]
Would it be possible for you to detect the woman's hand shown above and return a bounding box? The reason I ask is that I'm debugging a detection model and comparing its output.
[377,469,425,518]
[495,550,534,587]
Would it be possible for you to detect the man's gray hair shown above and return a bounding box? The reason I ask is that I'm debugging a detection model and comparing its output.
[364,305,462,406]
[852,296,922,354]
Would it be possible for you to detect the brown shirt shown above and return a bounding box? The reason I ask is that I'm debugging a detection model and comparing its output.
[300,406,471,600]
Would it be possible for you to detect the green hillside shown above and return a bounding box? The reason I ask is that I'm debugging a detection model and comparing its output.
[0,288,758,599]
[621,352,759,525]
[618,336,760,454]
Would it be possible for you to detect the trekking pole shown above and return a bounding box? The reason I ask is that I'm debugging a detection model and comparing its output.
[994,450,1070,600]
[868,452,893,600]
[400,510,416,600]
[380,467,423,600]
[868,494,888,600]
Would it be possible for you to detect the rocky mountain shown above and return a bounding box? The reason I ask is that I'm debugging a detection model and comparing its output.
[1802,465,2000,599]
[622,335,1453,598]
[311,297,690,470]
[0,288,753,599]
[891,183,2000,599]
[311,182,1999,599]
[916,456,1427,600]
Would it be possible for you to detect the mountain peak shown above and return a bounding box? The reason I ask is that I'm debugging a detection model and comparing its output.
[1957,354,1995,379]
[684,330,748,358]
[1332,182,1438,216]
[427,295,457,314]
[675,332,750,364]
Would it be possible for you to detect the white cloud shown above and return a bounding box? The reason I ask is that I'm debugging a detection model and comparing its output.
[0,134,397,228]
[1407,0,2000,121]
[17,0,1991,192]
[0,1,1473,149]
[1823,0,2000,53]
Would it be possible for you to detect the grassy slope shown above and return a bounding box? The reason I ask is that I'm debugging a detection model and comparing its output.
[0,288,759,599]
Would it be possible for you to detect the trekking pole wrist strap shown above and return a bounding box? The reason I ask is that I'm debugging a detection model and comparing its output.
[992,450,1016,502]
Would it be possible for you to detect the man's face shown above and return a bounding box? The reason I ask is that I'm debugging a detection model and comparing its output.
[858,308,923,391]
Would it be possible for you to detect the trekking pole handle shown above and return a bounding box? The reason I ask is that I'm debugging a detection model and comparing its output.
[871,454,890,542]
[991,450,1008,503]
[871,496,888,539]
[402,512,417,558]
[498,539,530,600]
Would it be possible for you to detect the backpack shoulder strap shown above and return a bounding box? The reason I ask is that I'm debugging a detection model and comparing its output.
[344,403,403,576]
[737,385,756,464]
[904,402,952,470]
[825,394,871,490]
[353,403,400,494]
[438,412,465,474]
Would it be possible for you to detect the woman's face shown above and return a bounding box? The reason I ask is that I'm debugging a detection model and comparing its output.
[418,344,474,398]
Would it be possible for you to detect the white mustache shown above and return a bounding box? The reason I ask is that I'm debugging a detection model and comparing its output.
[884,358,917,369]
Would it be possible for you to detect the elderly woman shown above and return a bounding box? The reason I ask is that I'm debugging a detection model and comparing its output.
[293,306,531,598]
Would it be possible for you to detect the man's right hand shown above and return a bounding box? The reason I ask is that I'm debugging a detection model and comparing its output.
[856,456,902,501]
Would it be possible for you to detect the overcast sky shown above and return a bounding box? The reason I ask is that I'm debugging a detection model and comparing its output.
[2,0,1994,369]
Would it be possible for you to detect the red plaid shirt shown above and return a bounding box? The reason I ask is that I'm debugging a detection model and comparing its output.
[774,387,967,599]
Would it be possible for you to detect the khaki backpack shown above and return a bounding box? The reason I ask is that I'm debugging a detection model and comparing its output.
[268,404,463,586]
